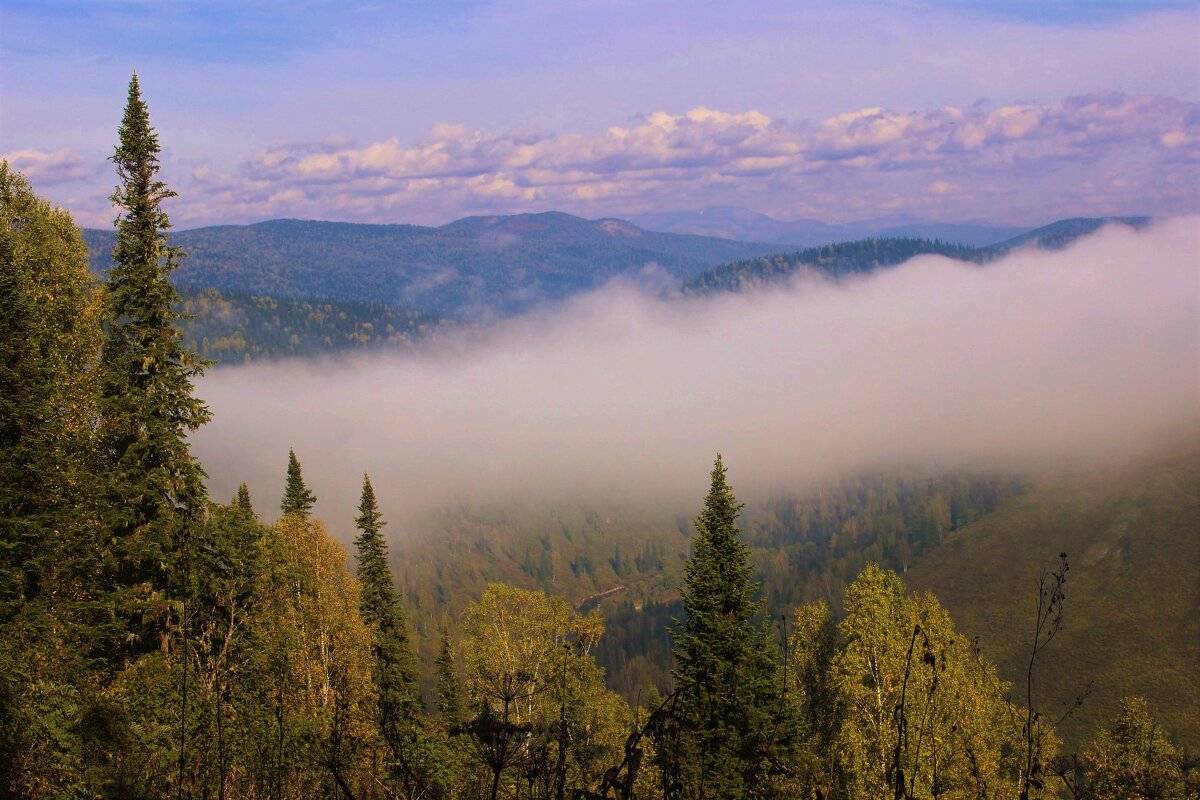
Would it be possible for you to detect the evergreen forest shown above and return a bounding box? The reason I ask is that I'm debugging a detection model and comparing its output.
[1,77,1196,800]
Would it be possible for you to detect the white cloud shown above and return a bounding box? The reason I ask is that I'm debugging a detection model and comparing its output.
[2,148,96,185]
[168,92,1197,226]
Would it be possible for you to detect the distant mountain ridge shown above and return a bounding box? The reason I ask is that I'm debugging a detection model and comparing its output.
[82,212,1153,363]
[683,216,1153,295]
[82,212,786,319]
[634,205,1033,247]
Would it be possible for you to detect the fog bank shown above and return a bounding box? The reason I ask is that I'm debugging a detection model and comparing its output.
[192,218,1199,539]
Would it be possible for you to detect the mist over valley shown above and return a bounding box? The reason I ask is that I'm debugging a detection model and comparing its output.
[5,4,1199,794]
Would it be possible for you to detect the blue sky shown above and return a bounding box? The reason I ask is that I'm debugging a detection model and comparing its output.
[1,0,1196,227]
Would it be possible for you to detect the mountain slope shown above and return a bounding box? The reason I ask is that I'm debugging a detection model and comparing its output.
[82,213,783,319]
[682,237,982,294]
[683,216,1151,295]
[903,447,1200,752]
[985,215,1151,254]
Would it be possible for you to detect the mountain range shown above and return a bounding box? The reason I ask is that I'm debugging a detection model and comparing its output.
[633,205,1032,247]
[82,211,1149,324]
[82,212,785,319]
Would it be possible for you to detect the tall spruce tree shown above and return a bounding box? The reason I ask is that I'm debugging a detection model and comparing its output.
[663,455,794,799]
[353,474,423,779]
[281,448,316,518]
[435,628,463,726]
[97,73,211,661]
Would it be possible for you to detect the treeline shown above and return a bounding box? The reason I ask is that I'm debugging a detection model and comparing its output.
[682,237,982,294]
[3,77,1196,799]
[681,216,1153,296]
[176,287,448,364]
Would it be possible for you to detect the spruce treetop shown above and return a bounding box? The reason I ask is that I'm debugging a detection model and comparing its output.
[281,449,316,518]
[234,483,254,516]
[355,472,385,539]
[680,453,759,626]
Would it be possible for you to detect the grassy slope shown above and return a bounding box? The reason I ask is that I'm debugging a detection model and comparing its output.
[903,448,1200,752]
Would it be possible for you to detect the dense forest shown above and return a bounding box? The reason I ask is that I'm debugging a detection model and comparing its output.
[1,77,1195,799]
[81,213,781,320]
[176,288,448,363]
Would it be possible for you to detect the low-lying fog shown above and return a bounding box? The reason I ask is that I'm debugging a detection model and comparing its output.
[192,217,1199,539]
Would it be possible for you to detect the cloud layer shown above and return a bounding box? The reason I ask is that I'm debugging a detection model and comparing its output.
[199,93,1197,224]
[190,219,1200,540]
[11,92,1194,228]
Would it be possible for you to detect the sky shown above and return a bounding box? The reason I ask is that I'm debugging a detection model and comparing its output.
[1,0,1198,228]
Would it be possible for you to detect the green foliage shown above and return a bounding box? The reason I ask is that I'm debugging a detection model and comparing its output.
[660,455,796,799]
[1083,697,1190,800]
[904,451,1200,752]
[459,583,630,799]
[234,482,254,515]
[0,160,102,620]
[436,629,464,726]
[828,565,1030,800]
[95,73,212,664]
[353,473,425,790]
[280,448,316,519]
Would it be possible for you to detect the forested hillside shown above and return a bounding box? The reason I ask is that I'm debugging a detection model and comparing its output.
[683,216,1152,295]
[176,287,448,363]
[904,447,1200,752]
[390,471,1031,699]
[82,214,782,319]
[682,237,982,294]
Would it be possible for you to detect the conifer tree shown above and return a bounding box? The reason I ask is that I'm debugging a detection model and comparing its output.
[281,448,316,518]
[234,482,254,516]
[353,474,423,779]
[663,454,793,798]
[435,628,463,726]
[97,73,211,660]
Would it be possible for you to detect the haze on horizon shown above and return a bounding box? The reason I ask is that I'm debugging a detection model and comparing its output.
[190,218,1200,540]
[2,1,1197,229]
